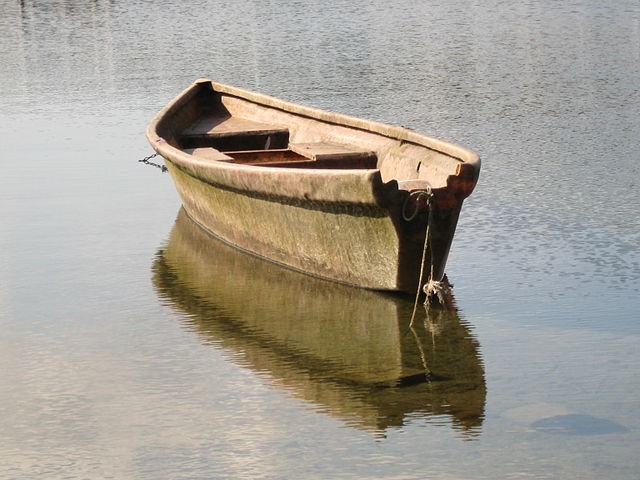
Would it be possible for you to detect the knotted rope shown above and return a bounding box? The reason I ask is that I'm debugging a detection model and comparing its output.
[406,189,434,326]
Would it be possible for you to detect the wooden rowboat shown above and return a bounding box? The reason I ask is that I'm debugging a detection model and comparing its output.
[146,79,480,297]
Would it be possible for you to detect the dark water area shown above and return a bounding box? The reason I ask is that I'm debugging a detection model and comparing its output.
[1,1,638,478]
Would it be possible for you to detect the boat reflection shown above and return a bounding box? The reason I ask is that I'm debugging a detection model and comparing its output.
[152,209,486,436]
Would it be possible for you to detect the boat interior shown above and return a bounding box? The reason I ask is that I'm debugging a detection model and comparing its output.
[178,109,378,170]
[157,82,471,192]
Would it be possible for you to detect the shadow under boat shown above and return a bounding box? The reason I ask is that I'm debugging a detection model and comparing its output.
[152,208,486,436]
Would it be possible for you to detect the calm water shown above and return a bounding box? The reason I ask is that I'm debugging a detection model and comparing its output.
[1,1,639,478]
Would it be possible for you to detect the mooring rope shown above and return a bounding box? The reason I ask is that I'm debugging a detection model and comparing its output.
[409,189,434,326]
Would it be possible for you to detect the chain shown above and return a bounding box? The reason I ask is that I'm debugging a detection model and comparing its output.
[138,153,167,173]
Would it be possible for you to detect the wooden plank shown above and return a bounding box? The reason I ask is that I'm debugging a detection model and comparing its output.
[183,115,288,138]
[290,142,376,161]
[183,147,234,162]
[222,149,308,164]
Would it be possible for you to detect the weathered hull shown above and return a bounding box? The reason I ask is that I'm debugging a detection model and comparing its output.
[167,161,449,291]
[147,79,480,293]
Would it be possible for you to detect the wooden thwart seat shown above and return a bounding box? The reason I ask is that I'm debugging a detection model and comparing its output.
[285,142,378,168]
[183,115,287,138]
[290,142,376,162]
[180,115,289,150]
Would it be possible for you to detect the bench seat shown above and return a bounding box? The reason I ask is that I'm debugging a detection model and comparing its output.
[180,115,289,150]
[289,142,376,162]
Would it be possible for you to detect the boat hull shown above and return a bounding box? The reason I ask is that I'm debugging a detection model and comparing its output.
[167,161,454,291]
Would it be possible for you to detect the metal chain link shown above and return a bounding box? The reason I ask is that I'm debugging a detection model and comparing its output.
[138,153,167,173]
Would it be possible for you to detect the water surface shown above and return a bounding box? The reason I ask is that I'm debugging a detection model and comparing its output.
[1,1,639,478]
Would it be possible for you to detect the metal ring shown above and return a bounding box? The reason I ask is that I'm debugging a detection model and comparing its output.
[401,189,432,222]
